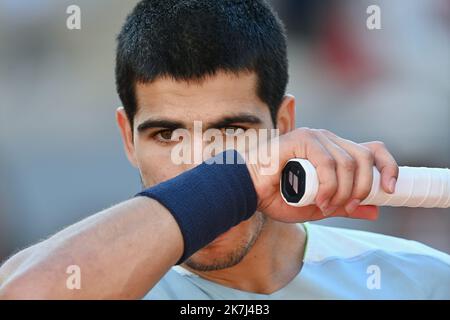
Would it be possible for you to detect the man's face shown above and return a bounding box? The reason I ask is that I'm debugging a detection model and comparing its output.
[117,71,295,271]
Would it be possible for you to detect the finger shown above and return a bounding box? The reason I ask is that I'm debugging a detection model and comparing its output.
[336,205,379,220]
[362,141,399,194]
[305,204,379,221]
[301,137,338,213]
[313,130,356,213]
[323,132,374,211]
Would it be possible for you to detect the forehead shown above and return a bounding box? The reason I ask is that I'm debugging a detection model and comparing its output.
[134,71,270,123]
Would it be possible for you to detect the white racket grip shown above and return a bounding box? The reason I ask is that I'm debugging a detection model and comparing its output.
[361,166,450,208]
[281,159,450,208]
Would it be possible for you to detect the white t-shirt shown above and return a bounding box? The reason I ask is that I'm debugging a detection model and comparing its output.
[144,223,450,299]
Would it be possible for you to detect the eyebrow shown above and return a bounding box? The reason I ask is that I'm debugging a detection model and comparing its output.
[136,112,263,133]
[206,113,262,129]
[137,119,185,133]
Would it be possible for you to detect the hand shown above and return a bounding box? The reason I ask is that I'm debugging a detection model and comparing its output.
[246,128,399,223]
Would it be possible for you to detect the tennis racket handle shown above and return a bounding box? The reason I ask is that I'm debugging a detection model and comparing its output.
[280,159,450,208]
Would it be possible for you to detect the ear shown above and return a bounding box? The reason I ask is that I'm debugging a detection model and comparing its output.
[275,94,296,134]
[116,107,138,168]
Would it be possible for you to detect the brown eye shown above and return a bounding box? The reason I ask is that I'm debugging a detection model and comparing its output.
[155,130,174,141]
[222,127,245,136]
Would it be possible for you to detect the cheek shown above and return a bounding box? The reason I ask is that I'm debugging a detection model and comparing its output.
[135,144,184,186]
[209,218,257,248]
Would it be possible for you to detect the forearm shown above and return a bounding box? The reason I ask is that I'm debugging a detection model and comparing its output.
[0,197,183,299]
[0,150,258,300]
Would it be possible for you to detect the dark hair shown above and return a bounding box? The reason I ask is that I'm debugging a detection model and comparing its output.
[115,0,288,128]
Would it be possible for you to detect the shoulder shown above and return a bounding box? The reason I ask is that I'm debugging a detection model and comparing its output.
[304,222,450,266]
[303,223,450,298]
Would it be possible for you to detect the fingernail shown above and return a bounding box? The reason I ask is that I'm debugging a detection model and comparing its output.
[322,206,338,217]
[319,199,330,212]
[388,177,397,193]
[345,199,361,214]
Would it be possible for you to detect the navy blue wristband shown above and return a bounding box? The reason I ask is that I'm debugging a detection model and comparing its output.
[136,150,258,264]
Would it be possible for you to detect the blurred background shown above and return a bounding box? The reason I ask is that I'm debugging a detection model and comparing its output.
[0,0,449,263]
